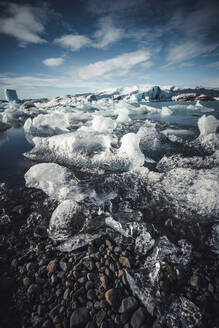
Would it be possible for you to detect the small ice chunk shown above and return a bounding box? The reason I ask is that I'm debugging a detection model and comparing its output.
[25,163,84,202]
[105,216,154,254]
[125,270,155,315]
[48,200,85,241]
[198,115,219,136]
[57,233,103,252]
[115,101,131,123]
[118,133,145,169]
[24,112,75,137]
[161,106,172,116]
[92,115,116,132]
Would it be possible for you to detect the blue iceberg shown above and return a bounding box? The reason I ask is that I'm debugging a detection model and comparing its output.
[4,89,19,102]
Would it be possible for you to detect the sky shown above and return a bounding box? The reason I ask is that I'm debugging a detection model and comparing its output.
[0,0,219,98]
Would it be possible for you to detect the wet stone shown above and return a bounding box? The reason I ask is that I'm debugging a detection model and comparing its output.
[131,307,147,328]
[119,256,131,268]
[27,284,38,295]
[105,288,121,308]
[47,259,57,273]
[96,310,106,326]
[119,296,138,313]
[23,277,31,287]
[190,273,199,287]
[70,307,89,328]
[85,281,94,290]
[99,274,109,290]
[59,261,68,272]
[87,289,96,301]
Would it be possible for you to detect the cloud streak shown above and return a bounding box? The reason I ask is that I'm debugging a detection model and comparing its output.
[78,49,151,80]
[166,41,218,65]
[0,3,47,45]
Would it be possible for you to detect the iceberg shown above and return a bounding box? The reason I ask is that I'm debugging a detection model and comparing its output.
[143,86,171,101]
[4,89,19,102]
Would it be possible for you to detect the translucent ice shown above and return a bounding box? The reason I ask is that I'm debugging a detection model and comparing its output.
[56,233,103,252]
[48,200,86,240]
[25,163,85,202]
[118,133,145,169]
[198,115,219,136]
[125,236,191,315]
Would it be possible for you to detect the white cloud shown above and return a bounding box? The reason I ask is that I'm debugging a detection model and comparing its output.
[93,17,124,48]
[78,49,151,80]
[0,3,46,45]
[43,57,64,67]
[54,17,125,51]
[206,61,219,69]
[54,34,91,51]
[166,40,217,66]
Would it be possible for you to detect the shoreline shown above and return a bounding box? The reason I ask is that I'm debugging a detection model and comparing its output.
[0,181,219,327]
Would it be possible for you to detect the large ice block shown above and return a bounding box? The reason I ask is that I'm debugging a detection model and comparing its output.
[4,89,19,102]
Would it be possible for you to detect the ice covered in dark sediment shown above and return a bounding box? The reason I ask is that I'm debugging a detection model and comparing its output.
[157,151,219,171]
[163,297,201,328]
[105,216,155,255]
[156,167,219,221]
[125,236,192,315]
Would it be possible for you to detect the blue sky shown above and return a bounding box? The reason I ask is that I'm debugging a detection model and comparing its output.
[0,0,219,98]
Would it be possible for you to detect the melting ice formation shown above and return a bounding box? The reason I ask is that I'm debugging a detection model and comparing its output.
[20,94,219,327]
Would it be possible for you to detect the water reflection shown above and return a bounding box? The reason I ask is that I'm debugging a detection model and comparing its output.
[0,127,33,181]
[0,132,8,146]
